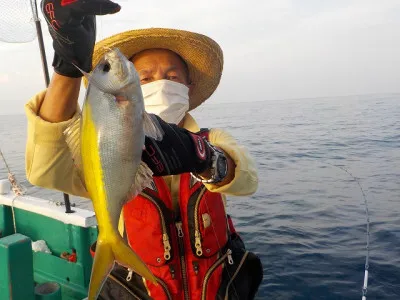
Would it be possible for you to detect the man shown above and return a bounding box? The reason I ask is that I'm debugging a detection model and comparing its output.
[25,0,263,299]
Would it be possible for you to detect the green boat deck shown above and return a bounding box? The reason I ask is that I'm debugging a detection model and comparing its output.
[0,186,98,300]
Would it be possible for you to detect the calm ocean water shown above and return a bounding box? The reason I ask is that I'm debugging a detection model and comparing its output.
[1,94,399,299]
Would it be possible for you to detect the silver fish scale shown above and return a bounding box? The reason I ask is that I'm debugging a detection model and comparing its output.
[85,84,145,229]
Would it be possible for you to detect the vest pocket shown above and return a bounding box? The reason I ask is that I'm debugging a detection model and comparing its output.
[123,193,174,267]
[217,233,264,300]
[188,186,229,258]
[200,248,233,300]
[99,264,153,300]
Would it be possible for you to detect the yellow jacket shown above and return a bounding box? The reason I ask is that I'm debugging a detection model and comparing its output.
[25,90,258,206]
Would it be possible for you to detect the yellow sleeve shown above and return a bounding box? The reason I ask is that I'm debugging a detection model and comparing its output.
[205,128,258,196]
[24,90,89,198]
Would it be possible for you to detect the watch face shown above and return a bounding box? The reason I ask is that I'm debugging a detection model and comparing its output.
[217,155,228,178]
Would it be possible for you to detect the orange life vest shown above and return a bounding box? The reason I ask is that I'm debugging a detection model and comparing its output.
[123,173,232,300]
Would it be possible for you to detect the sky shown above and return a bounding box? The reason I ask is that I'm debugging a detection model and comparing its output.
[0,0,399,115]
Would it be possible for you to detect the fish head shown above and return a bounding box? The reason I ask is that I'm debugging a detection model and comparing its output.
[89,48,140,96]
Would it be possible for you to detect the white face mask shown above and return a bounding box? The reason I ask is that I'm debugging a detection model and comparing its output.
[141,79,190,125]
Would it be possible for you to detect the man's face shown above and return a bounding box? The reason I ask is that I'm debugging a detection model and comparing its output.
[131,48,191,88]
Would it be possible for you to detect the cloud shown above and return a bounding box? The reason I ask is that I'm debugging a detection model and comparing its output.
[1,0,400,115]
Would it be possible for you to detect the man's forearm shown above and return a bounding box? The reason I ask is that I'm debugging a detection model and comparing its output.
[38,73,81,122]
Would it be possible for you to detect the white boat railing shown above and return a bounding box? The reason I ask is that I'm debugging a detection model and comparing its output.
[0,179,97,228]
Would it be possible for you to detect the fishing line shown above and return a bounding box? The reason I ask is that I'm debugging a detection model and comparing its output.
[250,127,371,298]
[324,162,370,300]
[0,148,27,197]
[0,148,27,233]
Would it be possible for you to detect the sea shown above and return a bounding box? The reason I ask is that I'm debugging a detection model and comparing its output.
[0,94,399,299]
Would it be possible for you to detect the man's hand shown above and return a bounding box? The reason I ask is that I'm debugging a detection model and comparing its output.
[142,115,213,177]
[41,0,120,77]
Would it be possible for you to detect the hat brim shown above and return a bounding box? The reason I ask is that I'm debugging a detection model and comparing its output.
[88,28,223,110]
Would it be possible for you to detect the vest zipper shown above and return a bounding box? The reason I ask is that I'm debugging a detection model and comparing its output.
[169,264,177,279]
[194,187,207,256]
[201,249,233,300]
[192,261,199,275]
[157,277,173,300]
[224,251,249,300]
[141,193,172,261]
[126,268,133,282]
[176,221,190,300]
[108,273,142,300]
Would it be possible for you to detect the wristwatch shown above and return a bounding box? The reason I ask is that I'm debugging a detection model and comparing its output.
[192,141,228,184]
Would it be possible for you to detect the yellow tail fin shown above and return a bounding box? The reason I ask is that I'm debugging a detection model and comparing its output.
[88,240,114,299]
[87,236,156,299]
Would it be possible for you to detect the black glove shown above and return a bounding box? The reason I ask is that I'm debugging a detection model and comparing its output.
[41,0,120,77]
[142,115,213,177]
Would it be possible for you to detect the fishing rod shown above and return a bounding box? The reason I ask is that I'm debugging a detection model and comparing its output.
[30,0,73,213]
[321,162,370,300]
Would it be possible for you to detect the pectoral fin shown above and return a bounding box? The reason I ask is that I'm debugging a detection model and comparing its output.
[64,117,85,187]
[129,161,154,199]
[143,111,164,140]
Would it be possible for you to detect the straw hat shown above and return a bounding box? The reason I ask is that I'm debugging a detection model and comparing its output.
[88,28,224,110]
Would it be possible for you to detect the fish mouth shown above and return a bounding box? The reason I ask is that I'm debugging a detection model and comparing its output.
[115,95,130,107]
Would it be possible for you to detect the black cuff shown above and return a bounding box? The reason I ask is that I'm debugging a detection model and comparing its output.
[52,54,82,78]
[52,53,86,78]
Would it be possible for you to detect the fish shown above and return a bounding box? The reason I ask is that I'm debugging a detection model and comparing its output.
[64,48,163,299]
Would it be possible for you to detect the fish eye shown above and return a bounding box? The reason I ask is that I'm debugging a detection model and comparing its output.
[103,62,111,73]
